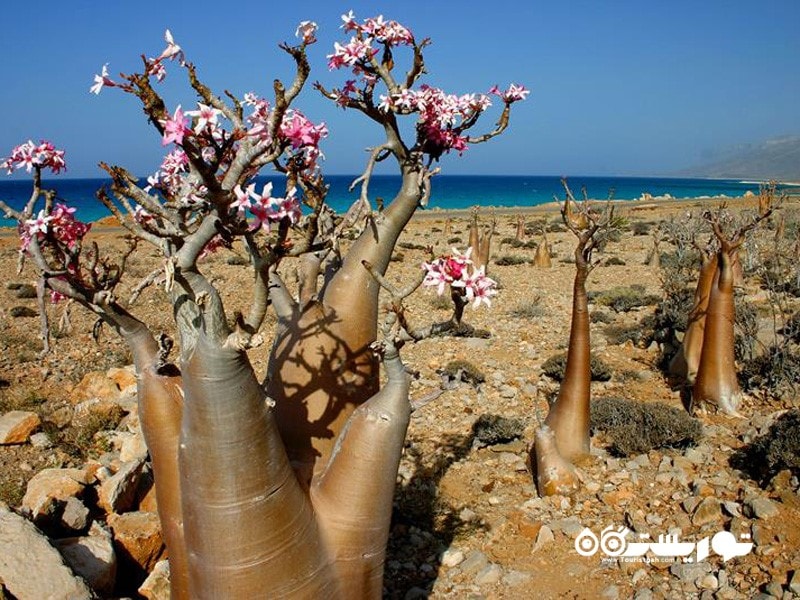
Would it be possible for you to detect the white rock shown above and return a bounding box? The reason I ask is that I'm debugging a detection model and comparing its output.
[139,559,171,600]
[440,548,465,567]
[54,524,117,596]
[0,508,94,599]
[475,563,502,585]
[98,458,145,513]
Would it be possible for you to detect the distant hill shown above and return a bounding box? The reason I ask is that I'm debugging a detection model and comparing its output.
[675,135,800,182]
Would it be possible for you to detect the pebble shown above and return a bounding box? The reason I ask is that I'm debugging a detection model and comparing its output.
[764,581,783,597]
[502,570,531,586]
[474,564,502,585]
[670,560,711,583]
[532,525,554,552]
[601,584,620,599]
[460,550,488,575]
[790,571,800,595]
[441,548,465,567]
[697,574,718,590]
[29,432,53,449]
[692,497,721,526]
[744,497,779,519]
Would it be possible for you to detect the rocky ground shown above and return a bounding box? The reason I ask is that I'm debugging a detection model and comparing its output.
[0,194,799,599]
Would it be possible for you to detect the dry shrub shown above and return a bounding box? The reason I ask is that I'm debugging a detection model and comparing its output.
[471,414,526,448]
[541,352,613,382]
[730,409,800,486]
[590,397,702,456]
[441,360,486,385]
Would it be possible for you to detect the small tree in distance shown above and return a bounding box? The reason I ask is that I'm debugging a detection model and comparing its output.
[0,14,526,598]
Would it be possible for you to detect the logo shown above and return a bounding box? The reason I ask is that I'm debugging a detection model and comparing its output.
[574,526,753,564]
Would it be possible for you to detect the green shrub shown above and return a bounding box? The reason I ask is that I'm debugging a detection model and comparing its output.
[604,322,652,346]
[398,241,427,251]
[738,346,800,399]
[590,397,702,456]
[226,254,250,266]
[590,311,614,324]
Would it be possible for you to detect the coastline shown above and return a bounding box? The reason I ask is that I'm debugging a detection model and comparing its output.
[0,190,792,236]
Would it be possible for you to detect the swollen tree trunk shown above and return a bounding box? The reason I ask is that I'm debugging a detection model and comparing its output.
[128,333,188,600]
[268,171,423,484]
[515,215,525,241]
[669,251,717,385]
[532,424,579,496]
[311,347,411,597]
[544,252,592,459]
[468,209,494,273]
[692,247,743,415]
[180,334,336,598]
[533,233,551,268]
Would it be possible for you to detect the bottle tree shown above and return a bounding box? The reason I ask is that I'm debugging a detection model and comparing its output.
[1,14,525,599]
[692,196,774,415]
[531,181,617,496]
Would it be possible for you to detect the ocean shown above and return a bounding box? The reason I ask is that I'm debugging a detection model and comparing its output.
[0,174,785,227]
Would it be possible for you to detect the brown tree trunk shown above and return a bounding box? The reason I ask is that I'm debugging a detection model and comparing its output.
[531,424,579,496]
[533,233,551,268]
[693,249,743,415]
[181,335,337,598]
[311,347,410,597]
[670,252,718,385]
[544,255,591,460]
[268,173,422,484]
[515,215,525,241]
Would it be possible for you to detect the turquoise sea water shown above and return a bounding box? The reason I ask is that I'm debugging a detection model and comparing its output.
[0,174,786,227]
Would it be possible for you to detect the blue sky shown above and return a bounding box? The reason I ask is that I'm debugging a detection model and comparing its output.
[1,0,798,178]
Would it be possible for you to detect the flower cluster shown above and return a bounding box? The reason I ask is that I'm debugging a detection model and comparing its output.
[490,83,530,103]
[20,203,90,253]
[328,12,413,71]
[1,140,66,175]
[422,248,497,308]
[231,182,302,232]
[377,82,529,156]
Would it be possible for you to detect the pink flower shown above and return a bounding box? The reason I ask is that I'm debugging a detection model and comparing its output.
[279,112,327,149]
[158,29,185,65]
[133,205,154,223]
[491,83,530,103]
[327,38,377,70]
[458,266,497,308]
[2,140,67,174]
[25,210,52,237]
[147,59,168,82]
[231,183,256,216]
[89,64,116,95]
[422,248,495,309]
[161,105,190,146]
[185,103,222,134]
[295,21,318,44]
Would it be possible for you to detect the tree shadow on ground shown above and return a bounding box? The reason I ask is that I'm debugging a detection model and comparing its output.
[384,421,492,598]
